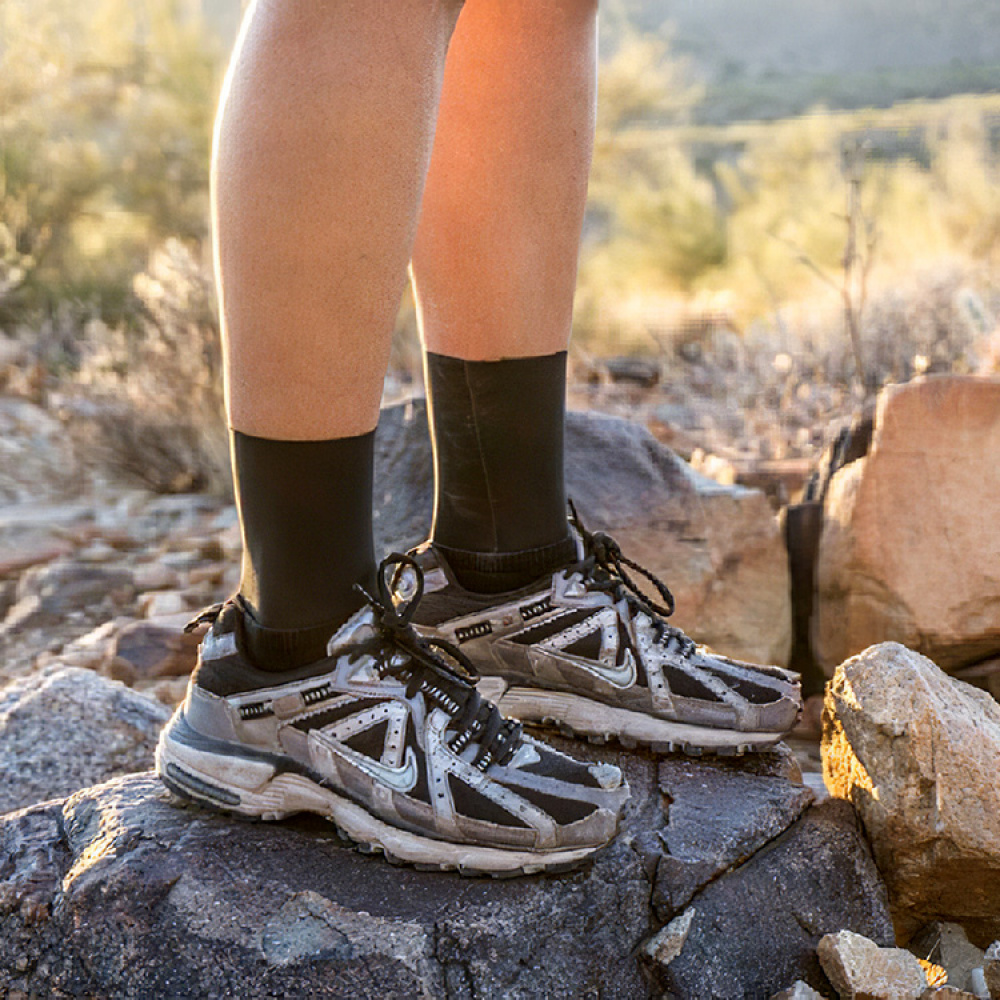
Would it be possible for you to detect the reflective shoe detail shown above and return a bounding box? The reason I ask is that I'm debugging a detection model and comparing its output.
[404,507,802,755]
[156,554,627,875]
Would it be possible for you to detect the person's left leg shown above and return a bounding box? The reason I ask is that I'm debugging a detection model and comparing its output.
[410,0,596,594]
[407,1,802,754]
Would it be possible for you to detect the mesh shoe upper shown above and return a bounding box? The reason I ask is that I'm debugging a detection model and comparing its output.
[173,554,627,853]
[404,508,802,740]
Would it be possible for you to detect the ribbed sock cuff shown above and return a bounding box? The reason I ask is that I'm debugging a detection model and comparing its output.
[434,534,578,594]
[238,597,345,672]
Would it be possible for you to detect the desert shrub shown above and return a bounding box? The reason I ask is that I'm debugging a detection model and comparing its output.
[576,33,726,346]
[0,0,220,328]
[70,240,230,495]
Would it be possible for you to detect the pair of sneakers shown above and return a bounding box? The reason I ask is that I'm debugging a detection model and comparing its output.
[155,511,801,876]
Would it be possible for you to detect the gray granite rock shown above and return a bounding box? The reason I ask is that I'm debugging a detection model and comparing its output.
[823,643,1000,945]
[0,668,169,815]
[373,400,792,667]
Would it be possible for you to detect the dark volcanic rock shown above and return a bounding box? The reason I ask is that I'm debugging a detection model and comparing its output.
[0,725,892,999]
[655,800,895,999]
[0,752,657,1000]
[645,748,814,918]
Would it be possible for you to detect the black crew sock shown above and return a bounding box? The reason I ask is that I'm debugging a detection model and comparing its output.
[232,428,377,671]
[425,351,577,594]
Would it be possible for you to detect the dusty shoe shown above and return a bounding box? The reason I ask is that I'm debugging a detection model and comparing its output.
[403,504,802,756]
[155,554,627,876]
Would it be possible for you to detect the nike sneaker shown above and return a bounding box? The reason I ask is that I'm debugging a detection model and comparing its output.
[402,504,802,756]
[156,553,628,876]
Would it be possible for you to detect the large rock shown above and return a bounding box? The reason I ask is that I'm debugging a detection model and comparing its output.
[640,750,814,918]
[822,642,1000,945]
[652,800,894,998]
[0,667,169,815]
[374,401,791,667]
[0,737,891,998]
[813,376,1000,674]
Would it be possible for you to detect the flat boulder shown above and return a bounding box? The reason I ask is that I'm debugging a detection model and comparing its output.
[813,376,1000,674]
[823,642,1000,945]
[374,401,791,667]
[0,736,892,998]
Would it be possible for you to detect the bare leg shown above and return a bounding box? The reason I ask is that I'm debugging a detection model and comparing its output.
[217,0,463,441]
[411,0,598,361]
[213,0,461,648]
[411,0,598,583]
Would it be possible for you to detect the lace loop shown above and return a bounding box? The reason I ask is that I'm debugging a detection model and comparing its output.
[184,602,225,633]
[354,553,522,769]
[568,500,696,658]
[568,501,676,618]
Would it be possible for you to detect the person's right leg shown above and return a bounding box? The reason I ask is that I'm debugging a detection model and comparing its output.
[156,0,626,872]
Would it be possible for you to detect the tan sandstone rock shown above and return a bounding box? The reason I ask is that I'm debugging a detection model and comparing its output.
[818,930,930,999]
[813,375,1000,675]
[823,643,1000,944]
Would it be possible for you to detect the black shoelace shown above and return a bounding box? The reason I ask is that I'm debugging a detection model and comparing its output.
[349,553,522,770]
[568,501,697,657]
[186,556,521,771]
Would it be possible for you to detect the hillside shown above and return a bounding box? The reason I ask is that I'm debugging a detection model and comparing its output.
[608,0,1000,121]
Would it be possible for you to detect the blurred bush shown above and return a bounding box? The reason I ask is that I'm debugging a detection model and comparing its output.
[0,0,219,332]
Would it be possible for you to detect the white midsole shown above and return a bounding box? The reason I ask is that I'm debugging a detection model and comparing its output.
[156,734,595,874]
[494,686,783,749]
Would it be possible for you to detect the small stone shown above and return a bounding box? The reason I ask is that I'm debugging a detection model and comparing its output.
[147,675,190,708]
[77,542,117,564]
[983,942,1000,999]
[643,907,696,967]
[140,590,187,618]
[110,620,200,680]
[921,988,981,999]
[818,929,929,1000]
[910,923,985,993]
[771,982,824,1000]
[971,967,990,999]
[132,563,181,592]
[216,521,242,557]
[188,565,224,587]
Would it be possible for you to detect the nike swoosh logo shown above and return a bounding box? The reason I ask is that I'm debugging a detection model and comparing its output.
[316,739,419,793]
[556,647,638,689]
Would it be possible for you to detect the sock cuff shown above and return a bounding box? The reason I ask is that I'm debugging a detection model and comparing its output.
[237,596,344,671]
[434,535,578,593]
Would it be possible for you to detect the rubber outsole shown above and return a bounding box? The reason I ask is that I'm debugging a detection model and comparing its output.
[155,724,602,877]
[491,685,790,756]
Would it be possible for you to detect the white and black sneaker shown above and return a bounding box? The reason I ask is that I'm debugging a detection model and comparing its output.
[402,504,802,756]
[156,553,628,876]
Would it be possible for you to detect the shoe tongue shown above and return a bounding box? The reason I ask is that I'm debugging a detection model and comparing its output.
[325,605,379,656]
